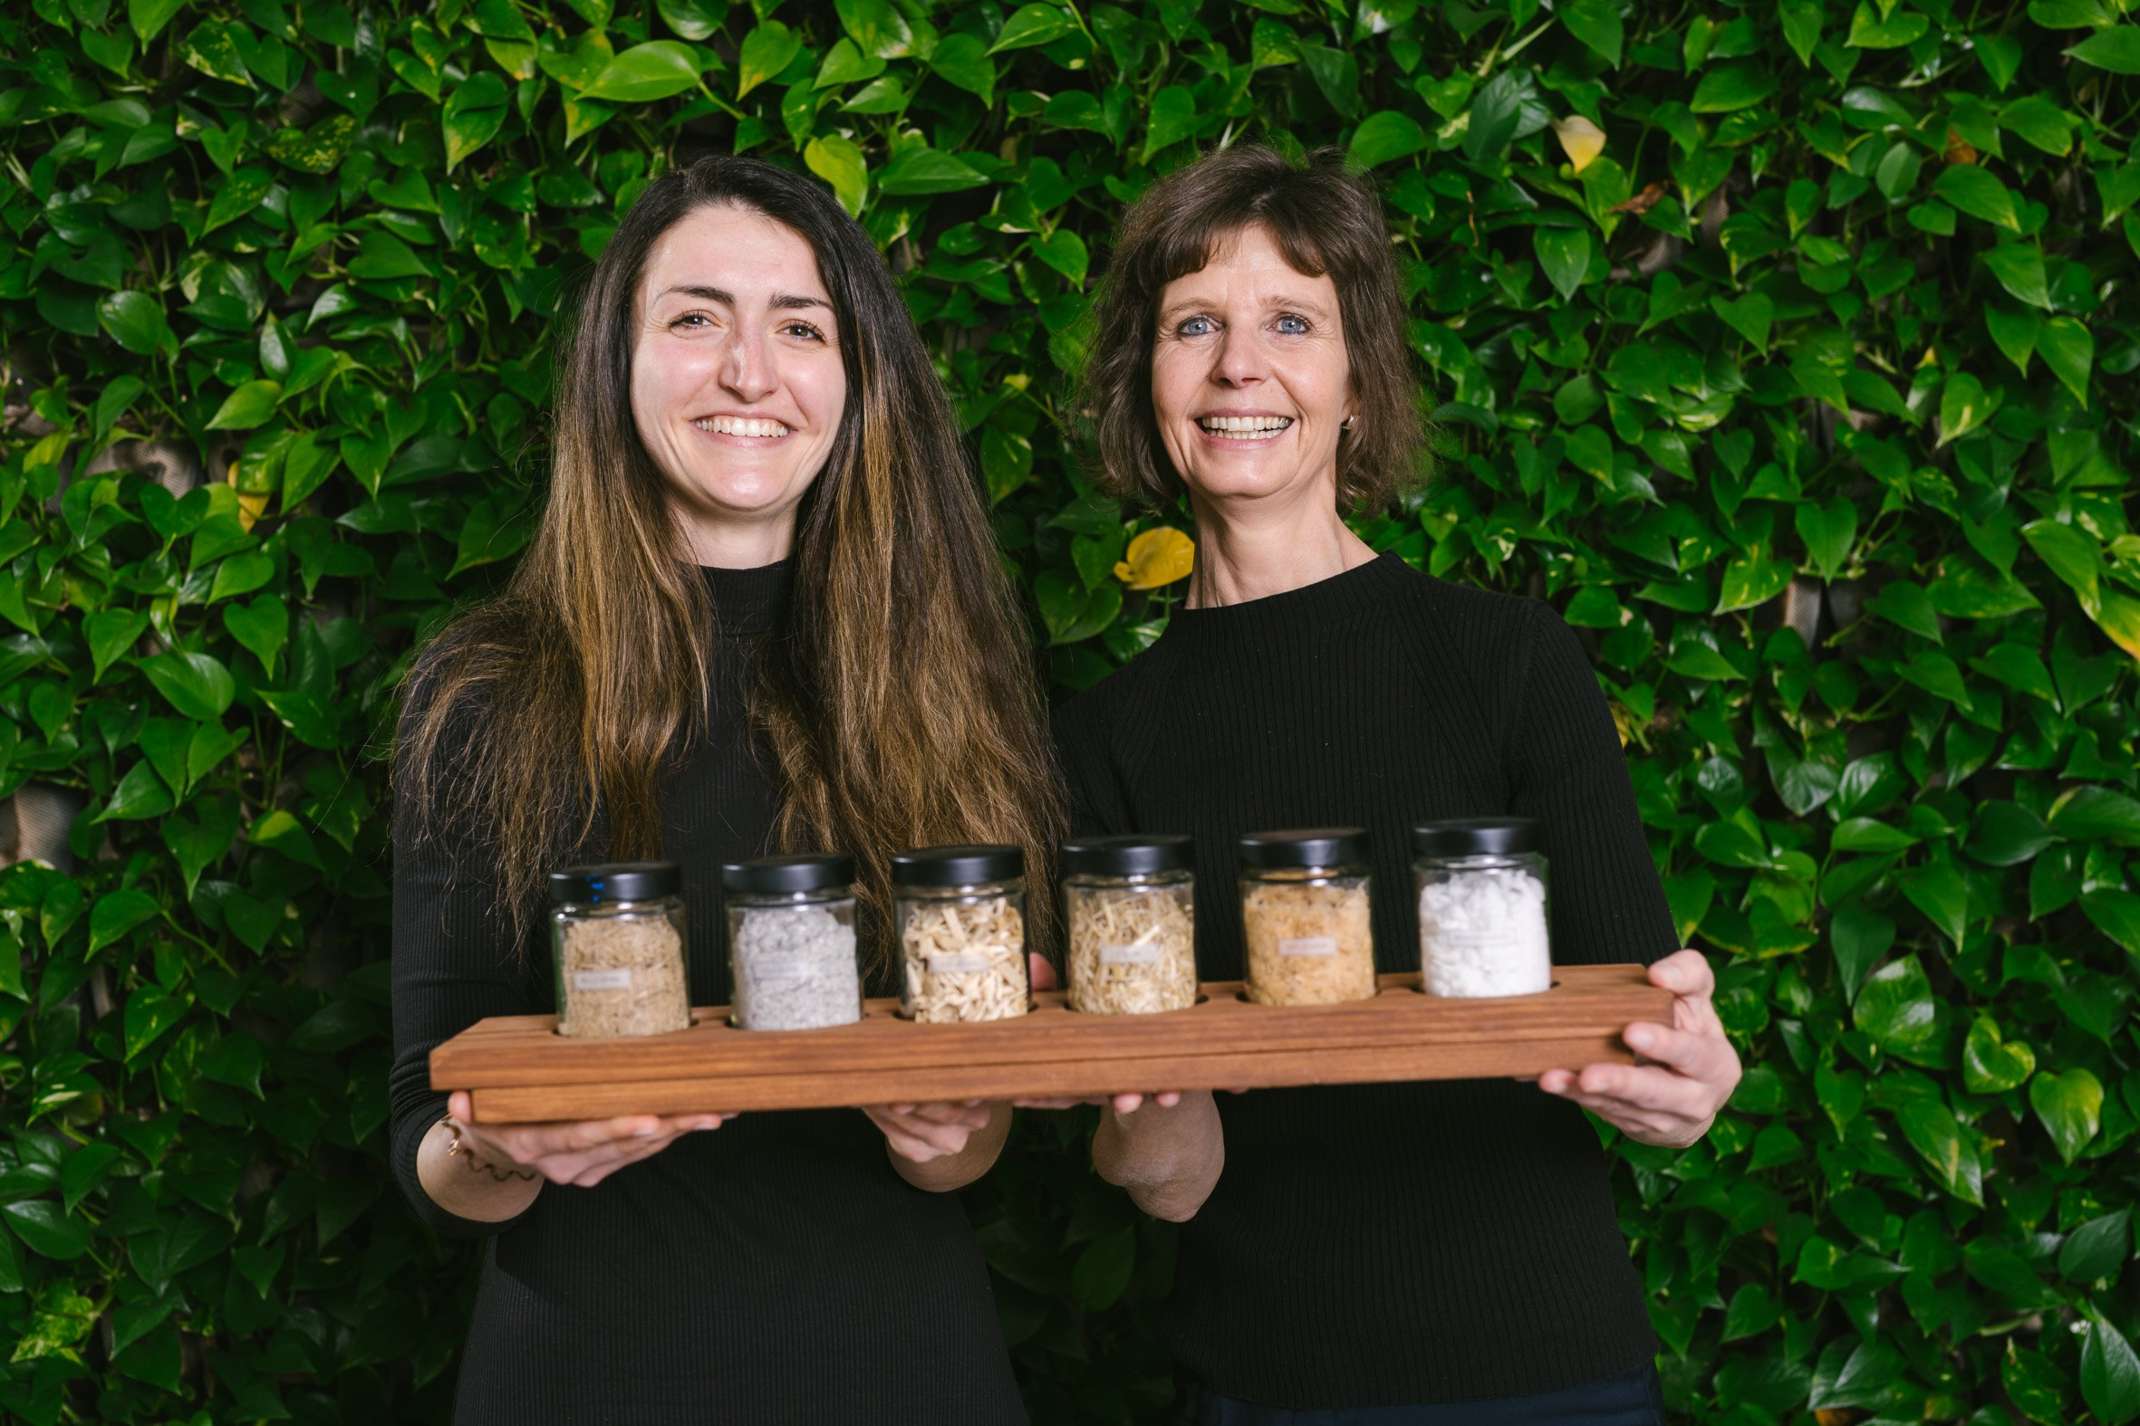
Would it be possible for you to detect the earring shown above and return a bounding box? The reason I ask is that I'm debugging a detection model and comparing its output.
[1341,416,1356,432]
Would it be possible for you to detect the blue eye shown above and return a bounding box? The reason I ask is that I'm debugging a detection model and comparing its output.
[1177,315,1214,337]
[1275,313,1309,334]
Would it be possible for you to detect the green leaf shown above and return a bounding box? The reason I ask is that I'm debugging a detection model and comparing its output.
[1981,244,2051,310]
[129,0,185,43]
[1985,305,2040,373]
[222,595,287,675]
[87,889,162,955]
[1895,1097,1983,1205]
[2058,1210,2131,1284]
[1,1202,91,1261]
[588,40,704,103]
[84,608,148,682]
[2023,518,2102,608]
[2029,1068,2103,1163]
[1689,63,1778,114]
[1968,801,2052,865]
[989,4,1074,54]
[1715,555,1791,614]
[1829,901,1893,1003]
[139,651,236,720]
[1937,371,1991,446]
[1780,1,1824,66]
[2037,316,2093,406]
[1143,85,1197,160]
[1900,859,1968,948]
[1533,227,1590,302]
[1069,1225,1136,1310]
[1795,498,1856,578]
[836,0,914,59]
[2080,1308,2140,1425]
[2067,26,2140,74]
[442,72,509,171]
[803,135,868,217]
[1853,955,1937,1059]
[2048,786,2140,844]
[164,796,239,896]
[1961,1014,2036,1093]
[877,148,989,196]
[1348,110,1428,169]
[206,380,283,431]
[1710,292,1773,350]
[1848,1,1930,47]
[1032,229,1088,288]
[2001,94,2077,155]
[98,760,175,823]
[1931,164,2021,231]
[97,290,175,357]
[737,24,800,100]
[929,33,996,105]
[1559,0,1623,65]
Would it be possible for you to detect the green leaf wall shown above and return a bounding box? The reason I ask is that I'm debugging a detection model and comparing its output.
[2,1,2136,1422]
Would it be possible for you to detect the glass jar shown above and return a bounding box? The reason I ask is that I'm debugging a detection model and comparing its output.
[1413,818,1552,997]
[722,854,862,1030]
[1237,829,1376,1005]
[891,845,1028,1023]
[1062,835,1197,1015]
[549,862,691,1038]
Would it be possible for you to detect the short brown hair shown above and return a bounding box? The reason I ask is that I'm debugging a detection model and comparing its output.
[1080,146,1424,513]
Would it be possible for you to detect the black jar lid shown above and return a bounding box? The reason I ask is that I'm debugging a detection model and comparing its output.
[891,844,1023,887]
[1411,818,1540,858]
[721,854,855,895]
[1237,827,1368,870]
[548,861,681,904]
[1061,834,1194,878]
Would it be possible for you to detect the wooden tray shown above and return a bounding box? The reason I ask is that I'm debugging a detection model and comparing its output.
[432,965,1670,1123]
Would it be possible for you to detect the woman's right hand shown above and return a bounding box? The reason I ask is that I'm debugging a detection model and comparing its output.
[444,1090,732,1189]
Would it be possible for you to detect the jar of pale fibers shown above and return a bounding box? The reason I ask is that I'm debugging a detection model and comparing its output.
[549,862,691,1038]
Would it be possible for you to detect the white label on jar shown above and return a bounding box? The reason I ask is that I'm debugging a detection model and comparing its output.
[1100,942,1162,966]
[572,968,632,991]
[1278,936,1338,958]
[926,950,990,974]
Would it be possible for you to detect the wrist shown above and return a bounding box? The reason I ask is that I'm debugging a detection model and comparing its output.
[442,1115,538,1183]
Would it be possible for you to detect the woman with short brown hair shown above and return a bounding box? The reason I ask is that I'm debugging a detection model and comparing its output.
[1054,145,1740,1423]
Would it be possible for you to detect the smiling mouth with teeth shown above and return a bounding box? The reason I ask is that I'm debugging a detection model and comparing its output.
[693,415,791,439]
[1197,415,1295,440]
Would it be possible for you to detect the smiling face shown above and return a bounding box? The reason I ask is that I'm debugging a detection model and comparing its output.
[1149,223,1356,512]
[629,203,847,563]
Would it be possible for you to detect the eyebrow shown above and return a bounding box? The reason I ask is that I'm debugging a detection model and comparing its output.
[654,284,831,312]
[1158,294,1334,325]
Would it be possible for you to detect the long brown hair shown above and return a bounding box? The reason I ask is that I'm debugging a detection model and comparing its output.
[1082,145,1425,512]
[396,156,1063,958]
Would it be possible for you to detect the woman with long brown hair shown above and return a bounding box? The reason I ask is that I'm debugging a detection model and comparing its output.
[386,155,1059,1422]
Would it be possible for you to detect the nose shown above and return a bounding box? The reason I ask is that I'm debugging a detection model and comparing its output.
[719,324,777,404]
[1212,324,1265,387]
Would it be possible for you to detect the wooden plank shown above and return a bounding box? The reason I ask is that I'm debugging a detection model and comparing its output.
[435,965,1671,1123]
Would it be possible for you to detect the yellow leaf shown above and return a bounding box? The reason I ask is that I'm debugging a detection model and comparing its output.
[1552,116,1606,174]
[1112,527,1195,590]
[226,457,268,533]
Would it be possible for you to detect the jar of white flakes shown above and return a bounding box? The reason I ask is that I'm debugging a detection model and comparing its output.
[1062,835,1197,1015]
[549,862,691,1038]
[891,845,1029,1024]
[1237,829,1376,1006]
[1413,818,1552,998]
[721,854,862,1031]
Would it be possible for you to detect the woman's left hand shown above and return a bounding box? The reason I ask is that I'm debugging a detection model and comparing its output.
[863,1101,995,1164]
[1535,948,1741,1149]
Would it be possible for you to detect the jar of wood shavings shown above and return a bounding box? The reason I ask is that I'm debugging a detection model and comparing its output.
[1413,818,1552,998]
[1062,835,1197,1015]
[722,854,862,1030]
[1237,829,1376,1006]
[549,862,691,1038]
[891,845,1028,1024]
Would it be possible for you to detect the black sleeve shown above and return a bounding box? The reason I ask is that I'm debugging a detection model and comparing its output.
[387,680,540,1238]
[1051,691,1133,838]
[1506,601,1677,968]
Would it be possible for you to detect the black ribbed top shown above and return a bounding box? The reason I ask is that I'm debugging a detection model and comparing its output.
[1053,553,1673,1408]
[388,561,1025,1425]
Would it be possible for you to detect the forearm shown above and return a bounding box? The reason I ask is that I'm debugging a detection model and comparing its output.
[1092,1091,1223,1222]
[888,1103,1012,1193]
[414,1115,543,1223]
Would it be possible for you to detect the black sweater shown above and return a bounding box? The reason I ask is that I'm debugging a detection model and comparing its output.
[1053,553,1673,1408]
[387,561,1025,1426]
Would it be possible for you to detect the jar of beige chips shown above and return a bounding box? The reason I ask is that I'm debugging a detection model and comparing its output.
[892,845,1029,1023]
[1062,835,1197,1015]
[1237,829,1376,1006]
[549,862,691,1038]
